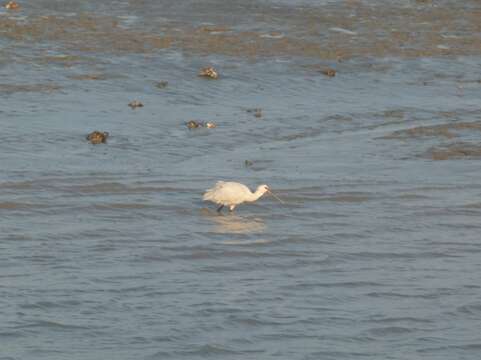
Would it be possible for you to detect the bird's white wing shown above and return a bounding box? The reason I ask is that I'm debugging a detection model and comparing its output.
[203,181,250,205]
[203,181,226,202]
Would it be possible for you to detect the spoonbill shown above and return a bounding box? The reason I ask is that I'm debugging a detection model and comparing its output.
[203,181,284,212]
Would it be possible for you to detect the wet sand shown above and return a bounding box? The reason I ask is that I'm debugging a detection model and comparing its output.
[1,0,481,60]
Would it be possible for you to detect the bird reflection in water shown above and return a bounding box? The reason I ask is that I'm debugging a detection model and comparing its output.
[200,208,266,234]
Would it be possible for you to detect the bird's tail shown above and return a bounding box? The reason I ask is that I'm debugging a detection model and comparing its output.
[202,189,214,201]
[202,181,224,201]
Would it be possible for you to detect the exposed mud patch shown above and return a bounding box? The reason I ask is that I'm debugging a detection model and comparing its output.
[34,54,89,66]
[68,73,108,80]
[0,83,61,94]
[384,121,481,140]
[0,15,172,54]
[170,1,481,59]
[1,1,481,59]
[424,143,481,160]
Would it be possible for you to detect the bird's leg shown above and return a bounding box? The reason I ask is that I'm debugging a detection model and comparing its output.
[217,204,224,212]
[229,205,236,212]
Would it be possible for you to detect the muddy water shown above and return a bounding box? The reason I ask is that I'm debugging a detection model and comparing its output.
[2,0,481,359]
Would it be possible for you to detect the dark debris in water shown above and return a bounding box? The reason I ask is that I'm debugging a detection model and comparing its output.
[5,1,20,10]
[156,80,169,89]
[186,120,216,129]
[246,108,262,118]
[186,120,201,129]
[128,100,144,109]
[321,68,336,77]
[198,67,219,79]
[86,131,109,144]
[242,159,273,171]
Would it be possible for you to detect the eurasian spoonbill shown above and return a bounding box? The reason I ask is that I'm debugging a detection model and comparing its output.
[203,181,284,212]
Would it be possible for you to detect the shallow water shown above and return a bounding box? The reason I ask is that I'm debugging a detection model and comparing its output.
[2,0,481,359]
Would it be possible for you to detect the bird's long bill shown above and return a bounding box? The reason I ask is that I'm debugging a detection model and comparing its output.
[267,189,285,204]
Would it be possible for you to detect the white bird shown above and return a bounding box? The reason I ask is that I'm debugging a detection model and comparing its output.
[203,181,284,212]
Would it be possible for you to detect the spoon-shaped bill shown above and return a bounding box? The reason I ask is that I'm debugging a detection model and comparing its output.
[267,189,285,204]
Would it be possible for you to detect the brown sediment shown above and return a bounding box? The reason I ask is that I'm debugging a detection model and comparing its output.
[425,143,481,160]
[36,55,86,66]
[397,193,431,200]
[281,128,322,142]
[0,15,172,53]
[69,74,108,80]
[179,30,329,59]
[383,121,481,140]
[168,2,481,59]
[0,83,61,93]
[324,114,353,122]
[384,126,456,140]
[199,25,230,34]
[0,202,46,209]
[464,202,481,209]
[382,110,405,119]
[0,1,480,60]
[0,202,25,209]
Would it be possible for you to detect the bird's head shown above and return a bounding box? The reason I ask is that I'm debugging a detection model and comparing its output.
[256,184,285,204]
[257,184,270,195]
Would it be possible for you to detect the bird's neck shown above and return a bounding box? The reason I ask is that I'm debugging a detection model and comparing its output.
[248,189,265,202]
